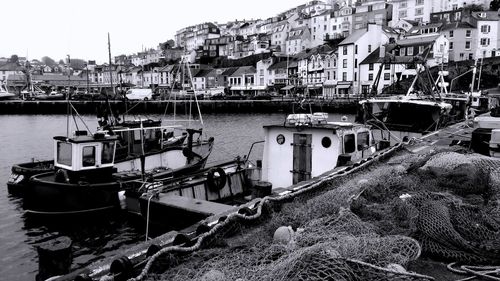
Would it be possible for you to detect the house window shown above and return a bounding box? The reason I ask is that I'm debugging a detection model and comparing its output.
[354,72,357,81]
[342,72,347,81]
[419,46,424,53]
[416,8,423,16]
[355,45,358,54]
[368,73,373,80]
[466,30,471,37]
[449,30,454,38]
[416,0,424,5]
[407,47,413,56]
[481,25,491,33]
[400,48,406,56]
[465,41,471,49]
[481,38,490,46]
[399,10,407,18]
[369,63,374,71]
[469,53,473,60]
[343,59,347,68]
[368,45,372,53]
[384,73,390,80]
[449,42,453,50]
[400,2,407,8]
[384,64,390,70]
[460,53,464,59]
[354,59,357,68]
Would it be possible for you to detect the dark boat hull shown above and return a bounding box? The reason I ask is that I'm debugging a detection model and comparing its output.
[7,160,54,196]
[25,174,121,215]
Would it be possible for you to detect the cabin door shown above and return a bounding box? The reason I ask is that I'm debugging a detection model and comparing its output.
[292,134,312,185]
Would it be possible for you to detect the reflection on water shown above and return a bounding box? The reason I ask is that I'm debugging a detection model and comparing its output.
[0,112,352,281]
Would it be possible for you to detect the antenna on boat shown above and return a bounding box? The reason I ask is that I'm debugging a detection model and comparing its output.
[66,54,71,137]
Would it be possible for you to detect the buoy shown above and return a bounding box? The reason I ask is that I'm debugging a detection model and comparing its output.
[36,236,72,281]
[273,226,295,245]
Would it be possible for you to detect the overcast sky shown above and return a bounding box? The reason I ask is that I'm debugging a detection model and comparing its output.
[2,0,307,63]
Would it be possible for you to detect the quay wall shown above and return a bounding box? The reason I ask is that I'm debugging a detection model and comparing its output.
[0,100,358,115]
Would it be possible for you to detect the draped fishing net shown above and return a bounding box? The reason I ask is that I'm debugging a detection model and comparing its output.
[143,148,500,281]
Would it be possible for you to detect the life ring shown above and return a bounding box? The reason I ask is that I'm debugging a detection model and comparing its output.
[207,167,227,192]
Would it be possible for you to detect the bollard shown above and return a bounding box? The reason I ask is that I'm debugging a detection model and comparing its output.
[251,181,272,199]
[36,236,72,281]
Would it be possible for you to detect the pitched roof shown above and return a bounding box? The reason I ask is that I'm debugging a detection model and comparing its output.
[441,22,475,30]
[268,61,288,70]
[0,63,24,71]
[360,48,381,65]
[230,66,256,76]
[221,67,240,76]
[397,34,441,46]
[338,29,366,46]
[472,11,500,21]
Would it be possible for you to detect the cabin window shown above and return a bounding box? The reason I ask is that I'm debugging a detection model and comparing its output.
[344,134,355,153]
[357,132,370,150]
[57,142,72,166]
[82,146,96,167]
[101,142,115,164]
[134,130,141,141]
[321,137,331,148]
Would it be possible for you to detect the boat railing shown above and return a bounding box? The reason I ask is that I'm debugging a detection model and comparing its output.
[244,140,265,165]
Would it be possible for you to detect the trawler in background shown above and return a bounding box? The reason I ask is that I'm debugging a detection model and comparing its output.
[356,44,465,144]
[0,81,16,100]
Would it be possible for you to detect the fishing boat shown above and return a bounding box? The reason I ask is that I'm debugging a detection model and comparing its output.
[0,81,16,100]
[130,112,390,232]
[7,118,188,195]
[356,55,460,144]
[23,123,213,215]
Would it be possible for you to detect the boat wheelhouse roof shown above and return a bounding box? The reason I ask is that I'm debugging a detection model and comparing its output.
[264,121,365,131]
[359,97,453,109]
[54,134,118,144]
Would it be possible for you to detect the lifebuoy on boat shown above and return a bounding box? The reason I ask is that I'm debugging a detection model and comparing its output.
[207,167,227,192]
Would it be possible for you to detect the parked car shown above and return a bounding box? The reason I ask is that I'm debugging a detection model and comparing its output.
[252,93,273,100]
[209,93,225,100]
[224,94,247,100]
[125,88,153,101]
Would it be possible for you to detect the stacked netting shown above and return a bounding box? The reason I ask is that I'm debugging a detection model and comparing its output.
[144,148,500,281]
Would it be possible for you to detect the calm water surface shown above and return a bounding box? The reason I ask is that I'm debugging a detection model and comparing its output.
[0,112,351,281]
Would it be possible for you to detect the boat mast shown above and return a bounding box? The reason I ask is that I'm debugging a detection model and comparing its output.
[66,54,71,137]
[107,33,116,125]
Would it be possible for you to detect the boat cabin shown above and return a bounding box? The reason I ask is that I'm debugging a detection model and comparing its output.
[261,113,376,189]
[53,132,118,172]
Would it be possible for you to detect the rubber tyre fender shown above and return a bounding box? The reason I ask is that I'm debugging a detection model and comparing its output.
[207,167,227,192]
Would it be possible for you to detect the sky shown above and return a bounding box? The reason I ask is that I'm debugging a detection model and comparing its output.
[2,0,308,64]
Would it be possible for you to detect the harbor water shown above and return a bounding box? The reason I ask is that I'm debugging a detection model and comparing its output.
[0,112,352,281]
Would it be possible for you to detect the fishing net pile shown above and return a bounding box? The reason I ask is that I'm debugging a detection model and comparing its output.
[143,148,500,281]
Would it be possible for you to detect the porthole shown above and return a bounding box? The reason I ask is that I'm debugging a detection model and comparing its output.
[322,136,331,148]
[276,134,285,145]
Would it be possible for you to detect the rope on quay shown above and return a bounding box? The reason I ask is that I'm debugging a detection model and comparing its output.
[125,143,405,281]
[448,263,500,281]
